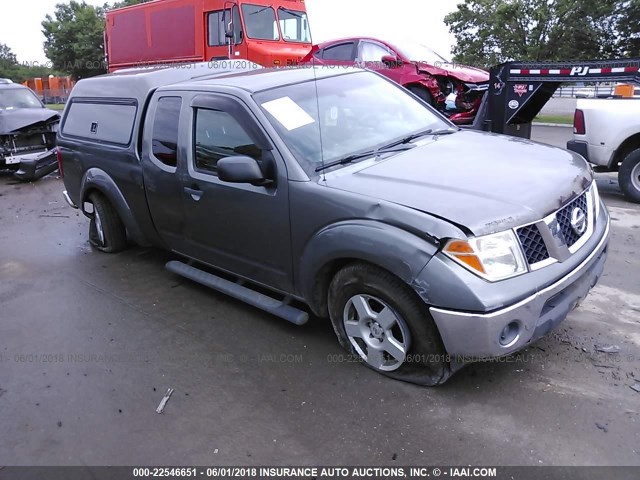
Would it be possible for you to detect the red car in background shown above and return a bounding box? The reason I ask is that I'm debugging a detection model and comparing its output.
[301,37,489,124]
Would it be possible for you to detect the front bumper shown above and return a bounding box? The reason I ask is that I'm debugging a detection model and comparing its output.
[5,149,58,182]
[429,217,610,359]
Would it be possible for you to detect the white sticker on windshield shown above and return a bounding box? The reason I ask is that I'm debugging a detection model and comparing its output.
[261,96,315,131]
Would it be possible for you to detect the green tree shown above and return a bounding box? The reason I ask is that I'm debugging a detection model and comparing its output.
[618,0,640,56]
[41,0,154,79]
[445,0,621,67]
[0,43,18,65]
[42,1,108,79]
[1,42,58,82]
[0,43,19,79]
[110,0,152,8]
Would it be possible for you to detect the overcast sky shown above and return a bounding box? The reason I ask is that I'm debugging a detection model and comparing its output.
[0,0,458,64]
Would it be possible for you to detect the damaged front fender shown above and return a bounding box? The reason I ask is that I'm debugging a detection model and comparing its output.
[297,210,467,317]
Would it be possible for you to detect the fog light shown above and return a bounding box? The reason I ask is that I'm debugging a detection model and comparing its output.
[499,321,520,347]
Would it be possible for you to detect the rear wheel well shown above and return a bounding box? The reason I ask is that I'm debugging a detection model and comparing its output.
[612,133,640,170]
[310,258,413,318]
[81,187,104,215]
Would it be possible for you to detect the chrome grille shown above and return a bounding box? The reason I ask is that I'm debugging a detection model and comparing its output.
[556,193,589,247]
[517,224,549,264]
[515,188,592,268]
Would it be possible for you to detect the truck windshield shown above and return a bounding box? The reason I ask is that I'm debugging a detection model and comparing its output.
[255,71,451,175]
[278,8,311,43]
[0,88,43,110]
[242,4,279,40]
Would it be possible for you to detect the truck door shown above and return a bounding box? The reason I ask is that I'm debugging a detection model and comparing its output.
[140,94,187,251]
[205,5,246,60]
[180,93,293,292]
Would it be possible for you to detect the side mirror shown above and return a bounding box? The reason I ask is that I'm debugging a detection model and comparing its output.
[217,156,266,185]
[223,9,234,38]
[225,22,234,39]
[381,54,401,68]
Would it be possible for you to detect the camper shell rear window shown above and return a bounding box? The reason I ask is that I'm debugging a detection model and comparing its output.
[61,99,138,146]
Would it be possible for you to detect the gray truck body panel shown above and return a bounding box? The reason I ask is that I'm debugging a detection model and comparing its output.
[58,63,609,360]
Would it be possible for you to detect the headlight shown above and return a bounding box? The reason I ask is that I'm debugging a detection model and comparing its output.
[443,230,527,282]
[591,181,600,219]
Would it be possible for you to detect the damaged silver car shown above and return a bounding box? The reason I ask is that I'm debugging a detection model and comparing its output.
[0,79,59,181]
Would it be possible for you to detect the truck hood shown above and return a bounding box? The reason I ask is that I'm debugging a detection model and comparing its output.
[0,108,60,134]
[323,130,592,237]
[416,62,489,84]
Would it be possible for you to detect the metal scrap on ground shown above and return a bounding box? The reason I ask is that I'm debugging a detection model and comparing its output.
[156,388,174,414]
[595,345,621,354]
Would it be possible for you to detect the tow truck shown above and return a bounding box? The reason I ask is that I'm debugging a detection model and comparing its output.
[471,59,640,135]
[469,58,640,202]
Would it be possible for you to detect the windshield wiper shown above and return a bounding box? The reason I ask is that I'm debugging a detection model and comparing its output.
[381,128,458,150]
[249,5,273,15]
[315,145,414,173]
[428,128,458,136]
[281,8,304,18]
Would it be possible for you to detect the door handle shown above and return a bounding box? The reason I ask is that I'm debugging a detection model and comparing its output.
[184,186,204,201]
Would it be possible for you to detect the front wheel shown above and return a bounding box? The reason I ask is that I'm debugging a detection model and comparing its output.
[328,263,451,386]
[407,85,434,106]
[619,149,640,203]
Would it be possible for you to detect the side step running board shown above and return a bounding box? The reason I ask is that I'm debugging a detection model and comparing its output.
[166,261,309,326]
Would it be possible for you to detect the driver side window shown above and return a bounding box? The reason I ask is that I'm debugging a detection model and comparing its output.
[359,41,391,63]
[194,108,262,175]
[208,7,243,46]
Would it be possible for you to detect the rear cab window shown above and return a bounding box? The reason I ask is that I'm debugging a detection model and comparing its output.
[321,42,356,61]
[151,97,183,168]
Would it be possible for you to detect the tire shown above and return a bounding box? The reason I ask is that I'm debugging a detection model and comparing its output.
[328,262,451,386]
[619,149,640,203]
[407,85,434,106]
[88,192,128,253]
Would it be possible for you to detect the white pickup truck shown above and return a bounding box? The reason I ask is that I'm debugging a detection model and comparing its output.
[567,98,640,203]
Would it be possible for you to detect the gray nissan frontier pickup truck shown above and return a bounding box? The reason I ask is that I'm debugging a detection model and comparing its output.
[58,63,609,385]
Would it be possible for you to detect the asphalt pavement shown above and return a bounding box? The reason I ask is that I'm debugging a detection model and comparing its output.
[0,126,638,467]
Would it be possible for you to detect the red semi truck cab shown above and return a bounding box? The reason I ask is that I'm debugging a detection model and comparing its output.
[105,0,312,72]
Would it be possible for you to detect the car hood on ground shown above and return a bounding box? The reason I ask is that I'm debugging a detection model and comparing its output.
[323,130,592,237]
[416,61,489,84]
[0,108,60,134]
